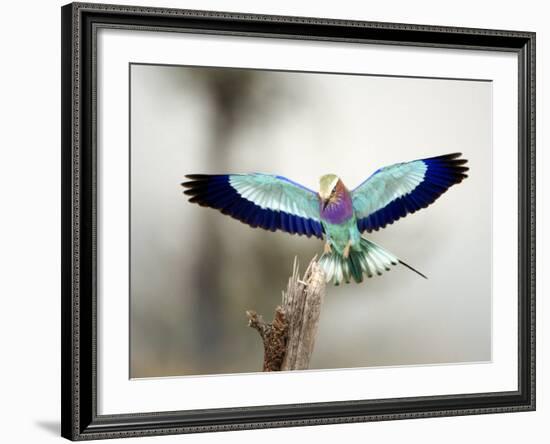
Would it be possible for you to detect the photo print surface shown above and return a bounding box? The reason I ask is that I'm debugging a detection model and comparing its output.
[129,63,492,378]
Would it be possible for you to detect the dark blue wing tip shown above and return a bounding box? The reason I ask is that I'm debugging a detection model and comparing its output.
[424,152,469,182]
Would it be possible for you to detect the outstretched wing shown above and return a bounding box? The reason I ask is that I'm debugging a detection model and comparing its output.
[352,153,468,233]
[182,173,323,238]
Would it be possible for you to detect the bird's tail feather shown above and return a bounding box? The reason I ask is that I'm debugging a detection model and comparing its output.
[319,238,427,285]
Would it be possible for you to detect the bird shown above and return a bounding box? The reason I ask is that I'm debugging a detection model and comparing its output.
[181,153,468,285]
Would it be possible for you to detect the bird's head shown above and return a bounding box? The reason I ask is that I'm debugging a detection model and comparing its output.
[319,174,341,210]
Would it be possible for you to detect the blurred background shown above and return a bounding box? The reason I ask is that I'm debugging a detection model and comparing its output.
[130,64,492,378]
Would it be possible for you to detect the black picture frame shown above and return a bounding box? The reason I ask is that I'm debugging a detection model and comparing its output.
[61,2,536,440]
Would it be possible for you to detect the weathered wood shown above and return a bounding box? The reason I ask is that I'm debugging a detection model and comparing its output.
[246,257,326,371]
[281,258,326,370]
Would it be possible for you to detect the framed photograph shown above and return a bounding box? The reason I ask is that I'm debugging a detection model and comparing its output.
[61,2,536,440]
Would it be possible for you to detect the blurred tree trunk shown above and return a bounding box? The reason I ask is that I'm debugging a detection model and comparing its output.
[191,71,264,367]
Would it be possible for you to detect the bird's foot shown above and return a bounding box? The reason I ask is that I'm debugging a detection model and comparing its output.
[323,242,332,255]
[343,241,352,259]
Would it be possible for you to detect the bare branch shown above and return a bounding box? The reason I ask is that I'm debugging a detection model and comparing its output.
[246,256,326,371]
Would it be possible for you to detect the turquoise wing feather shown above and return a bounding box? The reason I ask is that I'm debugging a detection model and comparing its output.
[352,153,468,232]
[182,173,323,238]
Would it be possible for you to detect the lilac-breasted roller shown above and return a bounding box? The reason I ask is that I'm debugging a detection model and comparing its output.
[182,153,468,285]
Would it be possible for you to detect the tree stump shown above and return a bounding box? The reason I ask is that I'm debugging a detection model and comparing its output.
[246,257,326,371]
